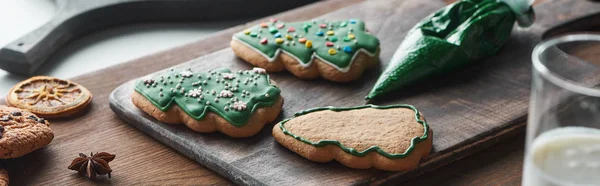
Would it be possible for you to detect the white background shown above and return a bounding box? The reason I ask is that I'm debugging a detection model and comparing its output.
[0,1,247,95]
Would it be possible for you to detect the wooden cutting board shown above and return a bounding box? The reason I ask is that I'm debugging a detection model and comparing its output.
[109,0,600,185]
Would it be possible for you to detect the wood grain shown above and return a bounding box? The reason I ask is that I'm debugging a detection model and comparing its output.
[108,0,600,185]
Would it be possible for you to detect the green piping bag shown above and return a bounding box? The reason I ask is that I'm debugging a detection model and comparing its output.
[366,0,523,100]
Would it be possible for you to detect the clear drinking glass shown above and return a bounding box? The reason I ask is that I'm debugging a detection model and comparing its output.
[524,34,600,186]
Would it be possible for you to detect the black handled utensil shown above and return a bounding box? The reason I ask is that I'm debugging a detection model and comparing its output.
[0,0,317,75]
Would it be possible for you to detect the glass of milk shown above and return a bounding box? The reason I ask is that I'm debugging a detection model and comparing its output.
[525,34,600,186]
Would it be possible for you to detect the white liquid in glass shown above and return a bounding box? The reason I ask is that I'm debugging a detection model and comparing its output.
[523,127,600,186]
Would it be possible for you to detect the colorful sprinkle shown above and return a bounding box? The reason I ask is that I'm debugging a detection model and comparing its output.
[330,36,338,42]
[350,19,357,24]
[260,38,268,44]
[286,34,293,40]
[340,22,347,27]
[275,38,284,44]
[344,37,352,42]
[243,30,251,35]
[325,42,334,47]
[250,32,258,37]
[303,24,311,32]
[260,23,268,28]
[270,18,277,23]
[277,23,285,29]
[274,33,282,38]
[348,34,355,39]
[319,23,327,28]
[328,48,337,55]
[269,27,278,34]
[305,40,313,48]
[316,31,324,36]
[343,46,353,53]
[298,38,307,43]
[326,31,334,36]
[287,27,295,32]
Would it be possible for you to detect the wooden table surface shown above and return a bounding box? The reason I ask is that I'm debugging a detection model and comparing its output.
[0,0,533,185]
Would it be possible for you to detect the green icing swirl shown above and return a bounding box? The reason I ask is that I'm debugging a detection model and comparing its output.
[278,104,429,159]
[134,68,281,127]
[234,19,380,69]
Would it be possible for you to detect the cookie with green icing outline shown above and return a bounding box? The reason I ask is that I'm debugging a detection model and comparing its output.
[272,104,432,171]
[231,18,380,82]
[132,68,284,138]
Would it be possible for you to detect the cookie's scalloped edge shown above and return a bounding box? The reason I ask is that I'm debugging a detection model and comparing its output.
[278,104,429,159]
[231,36,378,73]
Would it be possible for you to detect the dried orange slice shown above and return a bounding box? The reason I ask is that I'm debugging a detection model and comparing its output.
[5,76,92,118]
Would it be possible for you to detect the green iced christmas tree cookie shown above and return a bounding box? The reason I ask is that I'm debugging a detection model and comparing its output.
[232,18,380,82]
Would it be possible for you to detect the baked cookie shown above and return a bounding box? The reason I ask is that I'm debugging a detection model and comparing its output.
[6,76,93,118]
[132,68,284,138]
[231,19,380,82]
[0,105,54,159]
[273,104,432,171]
[0,168,8,186]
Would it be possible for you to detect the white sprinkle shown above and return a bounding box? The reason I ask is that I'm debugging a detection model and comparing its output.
[179,70,193,78]
[219,90,234,98]
[252,67,267,74]
[232,101,247,111]
[188,88,202,98]
[222,73,236,80]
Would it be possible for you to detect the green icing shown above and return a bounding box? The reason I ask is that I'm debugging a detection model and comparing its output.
[278,104,429,159]
[134,68,281,127]
[234,19,380,69]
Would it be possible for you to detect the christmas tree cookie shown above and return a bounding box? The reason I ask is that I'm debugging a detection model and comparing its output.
[132,68,284,138]
[231,19,380,82]
[272,104,432,171]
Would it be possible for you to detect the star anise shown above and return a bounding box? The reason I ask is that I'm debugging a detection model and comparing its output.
[68,152,115,179]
